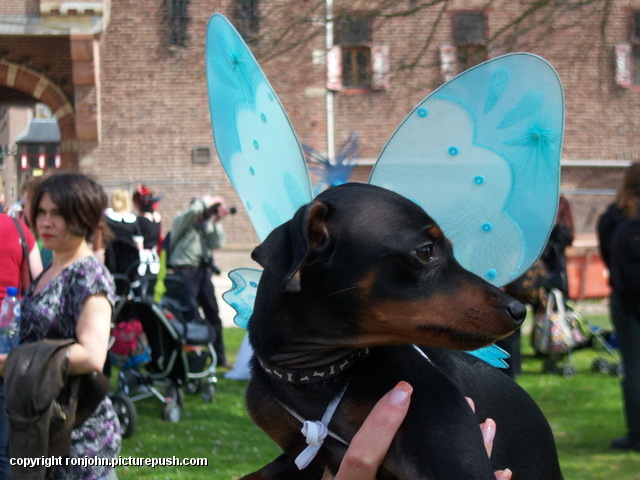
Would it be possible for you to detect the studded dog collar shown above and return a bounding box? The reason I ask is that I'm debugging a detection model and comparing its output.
[257,348,369,385]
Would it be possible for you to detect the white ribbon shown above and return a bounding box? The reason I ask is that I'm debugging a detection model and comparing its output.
[296,420,330,469]
[275,383,349,470]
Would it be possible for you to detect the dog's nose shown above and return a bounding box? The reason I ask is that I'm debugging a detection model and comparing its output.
[506,300,526,326]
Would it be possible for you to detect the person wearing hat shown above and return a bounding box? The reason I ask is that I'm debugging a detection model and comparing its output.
[133,185,163,251]
[133,185,163,276]
[170,195,233,368]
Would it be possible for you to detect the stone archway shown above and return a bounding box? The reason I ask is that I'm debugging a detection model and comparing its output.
[0,59,77,168]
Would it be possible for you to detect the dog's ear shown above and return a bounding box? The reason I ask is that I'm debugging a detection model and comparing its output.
[252,200,330,292]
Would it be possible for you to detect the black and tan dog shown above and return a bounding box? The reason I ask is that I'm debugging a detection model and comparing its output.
[242,183,563,480]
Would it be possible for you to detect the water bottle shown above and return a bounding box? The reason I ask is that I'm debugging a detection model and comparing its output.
[0,286,21,354]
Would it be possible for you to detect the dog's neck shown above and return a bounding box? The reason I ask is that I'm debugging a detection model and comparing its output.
[249,275,368,383]
[255,348,369,385]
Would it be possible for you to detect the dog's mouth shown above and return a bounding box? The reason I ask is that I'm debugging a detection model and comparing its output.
[416,323,509,350]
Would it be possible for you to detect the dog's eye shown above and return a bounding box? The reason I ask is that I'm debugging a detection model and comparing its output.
[414,244,436,263]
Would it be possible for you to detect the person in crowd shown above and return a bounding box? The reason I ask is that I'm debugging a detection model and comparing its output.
[597,162,640,451]
[499,195,575,378]
[132,185,163,275]
[132,184,163,250]
[0,211,44,300]
[0,172,121,478]
[0,210,43,479]
[14,175,53,267]
[170,195,232,368]
[104,188,143,279]
[542,195,575,298]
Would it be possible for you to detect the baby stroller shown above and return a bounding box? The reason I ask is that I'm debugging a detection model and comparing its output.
[108,273,218,438]
[532,288,621,377]
[588,325,623,377]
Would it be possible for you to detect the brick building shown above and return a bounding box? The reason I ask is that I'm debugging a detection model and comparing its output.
[1,0,640,297]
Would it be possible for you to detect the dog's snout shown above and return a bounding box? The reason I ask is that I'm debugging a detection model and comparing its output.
[506,300,526,326]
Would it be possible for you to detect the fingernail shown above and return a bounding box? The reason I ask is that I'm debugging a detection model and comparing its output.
[466,397,475,412]
[499,468,513,480]
[389,381,413,407]
[481,418,496,444]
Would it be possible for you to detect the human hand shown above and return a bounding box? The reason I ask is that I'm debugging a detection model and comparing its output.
[322,383,512,480]
[467,398,513,480]
[322,381,413,480]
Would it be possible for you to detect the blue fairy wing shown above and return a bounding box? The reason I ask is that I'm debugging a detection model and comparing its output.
[467,345,510,369]
[222,268,263,329]
[205,14,313,242]
[369,53,564,287]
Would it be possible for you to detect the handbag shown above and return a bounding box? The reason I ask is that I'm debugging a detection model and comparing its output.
[533,289,587,356]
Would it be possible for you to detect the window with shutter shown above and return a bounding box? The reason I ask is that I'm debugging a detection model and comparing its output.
[438,12,487,82]
[453,12,487,72]
[617,11,640,88]
[327,13,389,92]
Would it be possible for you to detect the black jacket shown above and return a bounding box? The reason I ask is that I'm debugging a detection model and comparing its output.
[4,339,109,479]
[597,203,627,272]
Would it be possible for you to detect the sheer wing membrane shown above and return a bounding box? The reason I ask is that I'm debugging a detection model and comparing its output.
[206,14,314,243]
[369,53,564,287]
[206,18,564,369]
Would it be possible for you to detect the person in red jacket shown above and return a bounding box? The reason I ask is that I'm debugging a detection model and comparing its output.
[0,211,43,479]
[0,213,43,300]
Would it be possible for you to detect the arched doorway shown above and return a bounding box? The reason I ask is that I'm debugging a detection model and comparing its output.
[0,60,77,206]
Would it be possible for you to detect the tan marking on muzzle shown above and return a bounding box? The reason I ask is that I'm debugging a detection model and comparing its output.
[358,288,517,349]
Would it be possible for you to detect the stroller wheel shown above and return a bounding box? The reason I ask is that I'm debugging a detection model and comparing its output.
[609,363,624,377]
[111,393,137,439]
[201,381,216,403]
[186,381,200,395]
[167,386,185,407]
[162,401,181,423]
[543,359,558,374]
[591,358,609,374]
[561,365,576,378]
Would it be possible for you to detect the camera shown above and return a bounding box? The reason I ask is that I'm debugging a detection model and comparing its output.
[203,203,237,220]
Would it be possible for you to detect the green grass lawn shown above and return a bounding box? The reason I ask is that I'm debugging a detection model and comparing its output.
[116,310,640,480]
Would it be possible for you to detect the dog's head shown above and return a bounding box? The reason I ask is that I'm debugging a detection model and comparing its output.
[252,183,525,351]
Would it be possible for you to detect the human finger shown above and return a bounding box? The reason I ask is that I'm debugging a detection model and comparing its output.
[495,468,513,480]
[480,418,496,458]
[466,396,475,412]
[328,381,413,480]
[466,397,496,458]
